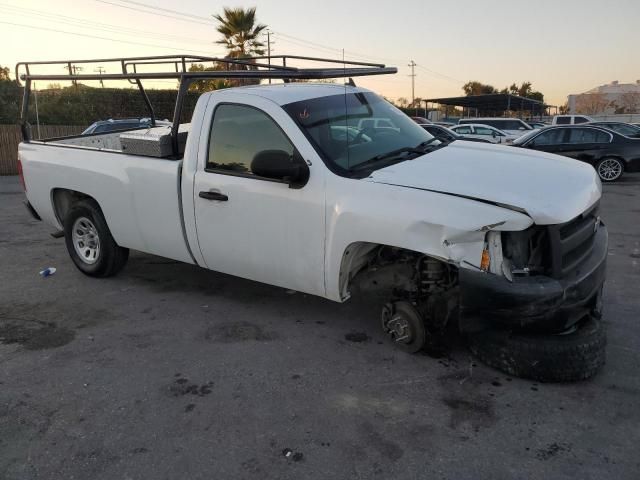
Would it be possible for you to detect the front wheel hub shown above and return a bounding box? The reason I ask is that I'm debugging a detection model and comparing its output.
[381,301,427,353]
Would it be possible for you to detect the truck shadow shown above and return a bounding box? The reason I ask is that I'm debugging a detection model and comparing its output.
[122,251,467,358]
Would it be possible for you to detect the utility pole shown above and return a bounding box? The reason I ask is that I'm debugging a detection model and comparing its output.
[264,29,274,84]
[408,60,417,109]
[95,66,106,88]
[64,64,83,87]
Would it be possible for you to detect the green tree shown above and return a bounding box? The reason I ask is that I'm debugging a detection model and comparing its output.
[0,65,20,123]
[187,63,231,93]
[214,7,266,58]
[462,81,497,96]
[500,81,544,102]
[0,65,10,81]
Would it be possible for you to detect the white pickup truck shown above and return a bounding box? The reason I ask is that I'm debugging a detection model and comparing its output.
[17,55,608,381]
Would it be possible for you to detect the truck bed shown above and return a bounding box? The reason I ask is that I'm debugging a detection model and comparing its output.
[19,140,194,264]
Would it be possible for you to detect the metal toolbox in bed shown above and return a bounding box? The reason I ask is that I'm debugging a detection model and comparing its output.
[120,123,190,158]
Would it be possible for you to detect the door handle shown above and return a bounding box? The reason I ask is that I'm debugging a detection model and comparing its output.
[199,191,228,201]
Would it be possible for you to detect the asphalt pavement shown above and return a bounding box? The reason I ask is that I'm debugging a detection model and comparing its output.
[1,173,639,480]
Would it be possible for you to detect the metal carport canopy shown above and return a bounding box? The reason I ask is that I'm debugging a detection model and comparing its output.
[426,93,549,112]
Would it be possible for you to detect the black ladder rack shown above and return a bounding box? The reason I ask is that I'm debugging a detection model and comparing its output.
[16,54,397,155]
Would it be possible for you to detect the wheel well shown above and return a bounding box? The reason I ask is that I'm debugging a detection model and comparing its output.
[338,242,456,300]
[51,189,95,226]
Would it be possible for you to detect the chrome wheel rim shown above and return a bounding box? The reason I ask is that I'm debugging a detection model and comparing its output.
[72,216,100,264]
[598,159,622,181]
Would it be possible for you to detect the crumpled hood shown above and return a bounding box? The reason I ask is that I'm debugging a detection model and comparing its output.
[367,141,601,225]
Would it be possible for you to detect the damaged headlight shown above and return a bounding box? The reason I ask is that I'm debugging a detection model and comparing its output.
[480,231,505,276]
[501,226,549,279]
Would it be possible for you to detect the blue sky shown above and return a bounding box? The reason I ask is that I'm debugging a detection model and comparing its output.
[2,0,639,105]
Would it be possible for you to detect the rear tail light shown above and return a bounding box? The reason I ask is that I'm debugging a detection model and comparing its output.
[17,158,26,192]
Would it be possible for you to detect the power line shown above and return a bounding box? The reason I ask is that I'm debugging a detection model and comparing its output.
[96,0,463,87]
[0,3,214,46]
[93,0,213,26]
[114,0,211,21]
[415,65,463,84]
[0,20,217,55]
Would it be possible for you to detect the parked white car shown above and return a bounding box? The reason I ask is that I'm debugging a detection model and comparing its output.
[450,123,517,144]
[16,55,608,381]
[458,117,533,136]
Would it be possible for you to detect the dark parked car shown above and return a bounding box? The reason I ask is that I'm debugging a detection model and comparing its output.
[527,121,549,129]
[512,125,640,181]
[419,124,492,144]
[588,122,640,138]
[410,116,432,125]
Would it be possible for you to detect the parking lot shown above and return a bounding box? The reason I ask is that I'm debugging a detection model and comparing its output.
[1,173,639,479]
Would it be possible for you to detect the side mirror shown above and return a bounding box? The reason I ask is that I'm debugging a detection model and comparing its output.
[492,132,497,138]
[251,149,310,189]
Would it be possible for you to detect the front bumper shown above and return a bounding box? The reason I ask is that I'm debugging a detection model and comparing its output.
[459,225,608,333]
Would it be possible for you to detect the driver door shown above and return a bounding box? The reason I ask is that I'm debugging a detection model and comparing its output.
[193,100,326,297]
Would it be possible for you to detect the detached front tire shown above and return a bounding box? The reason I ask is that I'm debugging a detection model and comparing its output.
[467,317,606,382]
[64,199,129,277]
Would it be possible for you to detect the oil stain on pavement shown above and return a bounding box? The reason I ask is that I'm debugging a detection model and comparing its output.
[0,318,75,350]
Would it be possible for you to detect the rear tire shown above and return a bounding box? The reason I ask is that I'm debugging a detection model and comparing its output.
[64,199,129,277]
[595,157,624,182]
[467,317,606,382]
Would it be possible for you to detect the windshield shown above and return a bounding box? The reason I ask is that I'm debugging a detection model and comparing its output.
[283,92,439,174]
[512,128,543,145]
[599,123,640,136]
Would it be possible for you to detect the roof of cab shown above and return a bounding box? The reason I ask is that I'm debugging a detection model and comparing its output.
[207,83,371,106]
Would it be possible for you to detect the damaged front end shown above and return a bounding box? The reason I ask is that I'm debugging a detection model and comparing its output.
[459,203,607,334]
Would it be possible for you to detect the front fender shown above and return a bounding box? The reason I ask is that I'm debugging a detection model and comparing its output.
[325,177,533,302]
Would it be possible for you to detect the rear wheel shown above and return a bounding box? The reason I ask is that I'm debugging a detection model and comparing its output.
[467,317,606,382]
[64,199,129,277]
[596,158,624,182]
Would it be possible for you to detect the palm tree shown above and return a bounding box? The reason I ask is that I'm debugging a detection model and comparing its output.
[214,7,266,59]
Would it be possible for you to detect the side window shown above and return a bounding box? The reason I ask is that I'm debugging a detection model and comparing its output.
[377,119,395,129]
[555,117,570,125]
[454,126,472,134]
[594,131,612,143]
[574,116,590,124]
[568,128,603,144]
[530,129,565,145]
[208,104,294,175]
[474,126,495,135]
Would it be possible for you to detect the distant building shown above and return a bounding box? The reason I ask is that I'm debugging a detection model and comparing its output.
[568,80,640,115]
